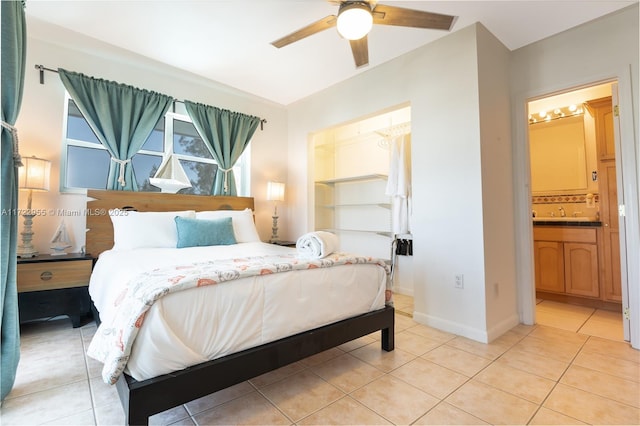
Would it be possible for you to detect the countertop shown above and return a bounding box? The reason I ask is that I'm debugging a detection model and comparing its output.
[532,219,602,227]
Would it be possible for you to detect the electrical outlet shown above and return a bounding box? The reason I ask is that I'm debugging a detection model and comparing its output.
[454,274,464,289]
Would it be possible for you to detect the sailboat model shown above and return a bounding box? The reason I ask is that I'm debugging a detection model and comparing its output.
[50,220,72,256]
[149,154,192,193]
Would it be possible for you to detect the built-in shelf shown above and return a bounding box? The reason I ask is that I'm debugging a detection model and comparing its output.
[313,130,394,261]
[315,174,388,185]
[318,228,393,238]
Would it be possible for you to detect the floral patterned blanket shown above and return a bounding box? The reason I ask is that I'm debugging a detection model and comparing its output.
[87,252,391,385]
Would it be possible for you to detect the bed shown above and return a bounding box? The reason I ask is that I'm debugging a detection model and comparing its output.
[85,189,395,425]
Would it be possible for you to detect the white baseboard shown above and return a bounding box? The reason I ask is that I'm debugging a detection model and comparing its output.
[393,286,414,297]
[412,311,520,343]
[486,313,521,342]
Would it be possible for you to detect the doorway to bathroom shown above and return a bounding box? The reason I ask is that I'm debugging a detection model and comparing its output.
[528,81,628,341]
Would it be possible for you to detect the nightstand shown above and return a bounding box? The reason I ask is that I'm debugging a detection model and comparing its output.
[270,240,297,248]
[17,253,93,328]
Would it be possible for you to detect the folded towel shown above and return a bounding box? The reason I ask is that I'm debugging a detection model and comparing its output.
[296,231,339,259]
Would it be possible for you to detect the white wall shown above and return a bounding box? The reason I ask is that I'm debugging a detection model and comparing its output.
[289,24,516,342]
[410,26,490,341]
[17,18,288,254]
[18,5,637,345]
[509,4,639,346]
[476,25,519,338]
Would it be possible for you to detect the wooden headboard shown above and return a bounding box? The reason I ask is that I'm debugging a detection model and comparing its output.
[86,190,254,258]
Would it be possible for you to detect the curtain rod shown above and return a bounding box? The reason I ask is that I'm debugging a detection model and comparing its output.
[34,64,267,130]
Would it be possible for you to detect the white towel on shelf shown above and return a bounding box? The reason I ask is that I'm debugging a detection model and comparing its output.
[296,231,339,259]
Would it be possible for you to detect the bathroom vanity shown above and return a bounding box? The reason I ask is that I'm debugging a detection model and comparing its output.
[533,219,621,310]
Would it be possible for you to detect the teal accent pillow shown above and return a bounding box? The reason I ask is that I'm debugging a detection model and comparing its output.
[175,216,237,248]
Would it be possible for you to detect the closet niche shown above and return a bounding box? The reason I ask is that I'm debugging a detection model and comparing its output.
[311,106,411,264]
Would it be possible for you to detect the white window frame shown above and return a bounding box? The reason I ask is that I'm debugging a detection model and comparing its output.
[61,93,251,195]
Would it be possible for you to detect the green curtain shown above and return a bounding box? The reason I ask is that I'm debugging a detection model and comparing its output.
[1,0,26,402]
[184,101,260,196]
[58,69,173,190]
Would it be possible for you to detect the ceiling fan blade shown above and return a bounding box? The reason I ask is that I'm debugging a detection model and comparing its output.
[271,15,337,48]
[349,36,369,68]
[372,4,455,31]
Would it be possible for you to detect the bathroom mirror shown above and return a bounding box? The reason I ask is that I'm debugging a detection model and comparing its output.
[529,115,591,194]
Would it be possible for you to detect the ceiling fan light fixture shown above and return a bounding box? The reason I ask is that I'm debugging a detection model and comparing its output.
[337,1,373,40]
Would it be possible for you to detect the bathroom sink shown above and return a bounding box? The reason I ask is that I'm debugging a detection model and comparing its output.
[533,217,597,222]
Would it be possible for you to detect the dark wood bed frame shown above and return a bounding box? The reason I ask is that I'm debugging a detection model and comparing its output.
[86,190,395,425]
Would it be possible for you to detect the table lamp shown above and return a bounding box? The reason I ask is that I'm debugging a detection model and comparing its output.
[266,181,285,242]
[17,156,51,258]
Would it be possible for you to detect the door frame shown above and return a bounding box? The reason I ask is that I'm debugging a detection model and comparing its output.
[514,67,639,349]
[611,82,631,340]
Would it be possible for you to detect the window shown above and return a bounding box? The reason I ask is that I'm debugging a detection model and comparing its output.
[62,94,250,195]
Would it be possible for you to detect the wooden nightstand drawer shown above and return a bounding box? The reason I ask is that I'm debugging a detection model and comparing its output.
[17,259,92,292]
[17,253,94,327]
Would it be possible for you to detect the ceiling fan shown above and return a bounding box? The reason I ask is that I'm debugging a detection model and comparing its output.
[271,1,456,68]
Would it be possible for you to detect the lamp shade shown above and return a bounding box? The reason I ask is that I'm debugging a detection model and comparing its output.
[149,155,192,193]
[337,1,373,40]
[267,181,285,202]
[19,156,51,191]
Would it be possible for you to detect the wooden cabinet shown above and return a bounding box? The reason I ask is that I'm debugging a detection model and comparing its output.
[533,227,600,299]
[17,253,93,327]
[586,97,616,160]
[534,241,564,293]
[587,95,622,303]
[599,160,622,302]
[564,242,599,297]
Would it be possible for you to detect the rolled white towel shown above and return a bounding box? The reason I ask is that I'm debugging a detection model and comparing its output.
[296,231,339,259]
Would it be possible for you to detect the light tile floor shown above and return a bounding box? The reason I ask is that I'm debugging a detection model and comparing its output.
[1,301,638,425]
[393,293,414,318]
[535,299,625,341]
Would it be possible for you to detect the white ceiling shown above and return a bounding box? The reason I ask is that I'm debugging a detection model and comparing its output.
[25,0,636,106]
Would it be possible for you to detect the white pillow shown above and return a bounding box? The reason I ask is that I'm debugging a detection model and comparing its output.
[109,209,196,250]
[195,208,260,243]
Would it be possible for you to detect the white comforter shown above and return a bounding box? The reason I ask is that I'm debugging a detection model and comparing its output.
[89,242,387,381]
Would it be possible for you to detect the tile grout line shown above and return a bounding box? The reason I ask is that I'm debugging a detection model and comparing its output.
[555,337,640,410]
[8,324,94,425]
[444,332,540,425]
[386,322,536,424]
[466,325,590,425]
[12,305,631,426]
[575,308,599,335]
[252,368,310,425]
[525,334,592,425]
[80,325,100,426]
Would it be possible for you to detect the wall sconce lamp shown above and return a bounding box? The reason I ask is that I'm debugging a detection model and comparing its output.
[17,156,51,258]
[266,181,285,243]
